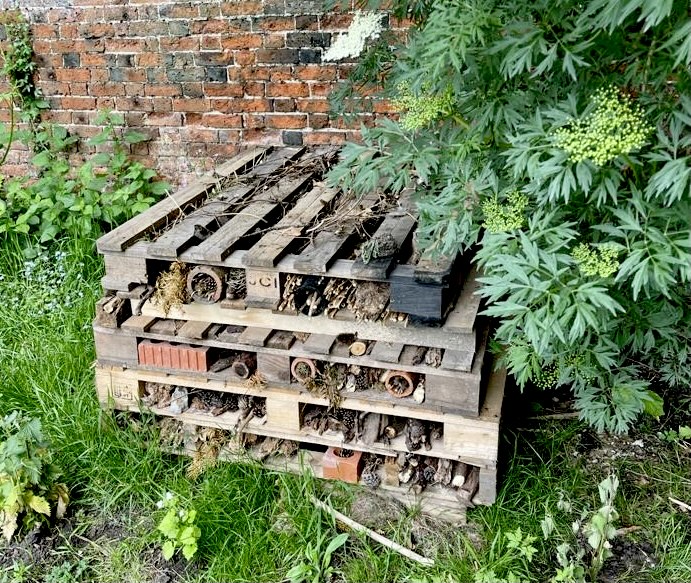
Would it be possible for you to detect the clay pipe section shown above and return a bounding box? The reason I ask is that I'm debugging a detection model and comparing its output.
[186,265,226,303]
[232,353,256,379]
[291,357,318,384]
[382,370,417,398]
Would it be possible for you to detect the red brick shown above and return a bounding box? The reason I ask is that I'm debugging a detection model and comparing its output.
[182,127,220,142]
[79,23,116,39]
[105,39,147,53]
[55,69,91,83]
[263,34,286,49]
[296,65,338,81]
[310,83,332,98]
[221,1,261,16]
[60,96,96,109]
[32,24,59,39]
[137,53,162,67]
[90,69,110,82]
[203,83,245,97]
[244,82,266,97]
[172,98,210,112]
[145,84,183,97]
[169,344,181,369]
[161,344,172,368]
[266,83,309,98]
[245,114,266,129]
[297,100,329,113]
[220,34,263,50]
[252,16,294,31]
[309,113,331,129]
[270,69,295,82]
[304,131,347,145]
[160,36,200,52]
[201,114,243,128]
[125,83,147,97]
[116,96,154,112]
[233,50,256,66]
[200,35,222,51]
[178,346,190,369]
[210,98,270,113]
[144,112,184,126]
[266,114,307,129]
[205,142,241,157]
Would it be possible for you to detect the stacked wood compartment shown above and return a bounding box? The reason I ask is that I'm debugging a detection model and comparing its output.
[93,147,505,522]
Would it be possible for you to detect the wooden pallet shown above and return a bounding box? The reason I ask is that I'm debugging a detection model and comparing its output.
[175,435,471,524]
[97,147,467,322]
[94,363,504,502]
[93,313,488,415]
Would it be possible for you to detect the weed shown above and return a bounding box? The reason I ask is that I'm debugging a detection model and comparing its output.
[286,531,348,583]
[541,475,620,582]
[0,412,69,541]
[44,559,89,583]
[155,492,201,561]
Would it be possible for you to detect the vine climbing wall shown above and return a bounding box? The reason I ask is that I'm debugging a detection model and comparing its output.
[0,0,406,184]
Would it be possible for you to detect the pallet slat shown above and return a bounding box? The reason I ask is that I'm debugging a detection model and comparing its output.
[243,185,341,269]
[97,148,268,253]
[183,175,314,263]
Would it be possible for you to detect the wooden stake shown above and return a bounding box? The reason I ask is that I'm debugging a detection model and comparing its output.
[308,495,434,567]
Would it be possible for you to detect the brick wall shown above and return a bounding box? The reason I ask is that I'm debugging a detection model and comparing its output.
[0,0,403,185]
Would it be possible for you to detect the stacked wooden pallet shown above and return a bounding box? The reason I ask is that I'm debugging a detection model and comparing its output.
[93,146,504,523]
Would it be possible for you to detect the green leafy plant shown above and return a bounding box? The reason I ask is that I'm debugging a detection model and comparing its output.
[463,526,538,583]
[286,532,348,583]
[0,411,69,541]
[0,110,169,245]
[541,475,620,582]
[155,492,201,562]
[657,424,691,443]
[326,0,691,431]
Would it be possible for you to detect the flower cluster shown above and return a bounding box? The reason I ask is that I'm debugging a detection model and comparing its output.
[322,12,385,62]
[391,82,455,131]
[554,86,653,165]
[481,190,529,233]
[572,243,619,278]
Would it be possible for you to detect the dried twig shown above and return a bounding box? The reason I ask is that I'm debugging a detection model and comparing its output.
[308,494,435,567]
[669,496,691,512]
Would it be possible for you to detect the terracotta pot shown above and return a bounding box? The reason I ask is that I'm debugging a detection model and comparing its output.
[291,357,317,384]
[382,370,416,398]
[322,447,363,483]
[186,265,226,303]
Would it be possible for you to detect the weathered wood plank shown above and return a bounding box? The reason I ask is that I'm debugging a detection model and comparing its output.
[367,341,405,363]
[147,184,255,259]
[443,265,481,334]
[265,330,295,350]
[177,320,214,340]
[237,327,273,347]
[243,185,341,268]
[97,148,267,253]
[292,190,380,274]
[137,299,476,351]
[350,210,417,279]
[301,333,336,355]
[390,264,447,320]
[440,349,474,373]
[120,315,157,332]
[414,253,455,285]
[183,175,313,263]
[256,353,292,383]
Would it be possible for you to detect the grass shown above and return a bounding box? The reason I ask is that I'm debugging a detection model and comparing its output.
[1,233,690,583]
